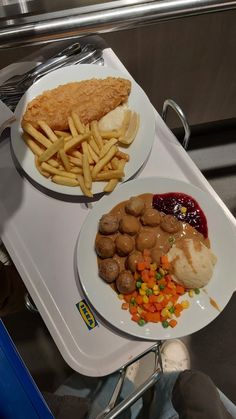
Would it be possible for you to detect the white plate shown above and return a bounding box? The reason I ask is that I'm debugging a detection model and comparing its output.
[77,177,236,340]
[10,64,155,197]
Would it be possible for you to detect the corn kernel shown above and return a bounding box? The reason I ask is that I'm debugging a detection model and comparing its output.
[167,311,173,319]
[143,295,149,304]
[157,295,164,303]
[137,307,143,315]
[118,294,124,300]
[153,290,159,295]
[159,268,165,276]
[188,290,195,298]
[181,206,187,214]
[150,262,157,271]
[181,300,190,309]
[166,301,173,309]
[139,289,146,296]
[141,283,147,290]
[153,285,159,291]
[161,308,169,317]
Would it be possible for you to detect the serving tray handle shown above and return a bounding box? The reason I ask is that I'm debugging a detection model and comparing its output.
[162,99,191,150]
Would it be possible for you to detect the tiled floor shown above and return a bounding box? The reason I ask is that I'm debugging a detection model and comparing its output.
[3,123,236,409]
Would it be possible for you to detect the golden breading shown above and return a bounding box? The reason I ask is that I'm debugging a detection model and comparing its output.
[22,77,131,131]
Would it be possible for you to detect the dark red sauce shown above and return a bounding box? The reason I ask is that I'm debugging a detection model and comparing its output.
[152,192,208,238]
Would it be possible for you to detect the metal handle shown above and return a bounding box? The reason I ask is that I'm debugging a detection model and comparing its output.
[162,99,191,150]
[97,342,163,419]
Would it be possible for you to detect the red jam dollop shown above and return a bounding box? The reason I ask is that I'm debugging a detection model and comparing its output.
[152,192,208,238]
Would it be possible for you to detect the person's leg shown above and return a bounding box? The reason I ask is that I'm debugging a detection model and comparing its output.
[172,370,234,419]
[148,339,190,419]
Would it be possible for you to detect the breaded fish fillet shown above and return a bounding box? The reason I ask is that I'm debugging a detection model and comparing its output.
[22,77,131,131]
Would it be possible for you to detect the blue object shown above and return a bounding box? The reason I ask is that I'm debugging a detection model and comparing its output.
[0,319,54,418]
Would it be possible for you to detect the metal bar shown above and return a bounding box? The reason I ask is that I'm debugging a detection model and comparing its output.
[162,99,191,149]
[0,0,236,48]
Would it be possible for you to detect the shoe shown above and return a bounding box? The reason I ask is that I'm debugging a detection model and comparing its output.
[0,243,12,266]
[160,339,190,372]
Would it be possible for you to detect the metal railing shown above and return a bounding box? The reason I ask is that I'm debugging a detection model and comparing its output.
[0,0,236,48]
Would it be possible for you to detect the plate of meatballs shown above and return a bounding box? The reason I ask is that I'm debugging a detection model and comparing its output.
[76,177,236,340]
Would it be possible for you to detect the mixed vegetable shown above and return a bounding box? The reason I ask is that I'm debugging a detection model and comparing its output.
[119,249,200,328]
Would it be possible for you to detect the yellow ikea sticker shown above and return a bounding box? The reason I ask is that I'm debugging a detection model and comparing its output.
[76,300,98,330]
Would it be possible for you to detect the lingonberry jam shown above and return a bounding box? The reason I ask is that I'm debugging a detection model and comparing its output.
[152,192,208,238]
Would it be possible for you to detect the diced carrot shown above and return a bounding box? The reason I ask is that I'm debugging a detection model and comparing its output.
[151,312,161,323]
[169,319,178,328]
[160,255,170,269]
[176,285,185,295]
[149,295,159,303]
[122,302,129,310]
[146,280,155,289]
[124,294,132,303]
[143,303,156,313]
[148,269,155,278]
[137,262,146,271]
[175,303,184,312]
[141,271,150,282]
[136,295,143,305]
[129,305,138,315]
[131,314,140,322]
[154,303,163,311]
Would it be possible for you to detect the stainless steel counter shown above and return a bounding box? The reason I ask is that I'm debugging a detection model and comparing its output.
[0,0,236,48]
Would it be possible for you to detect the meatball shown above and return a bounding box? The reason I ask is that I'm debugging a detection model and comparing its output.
[98,259,119,283]
[126,251,143,272]
[150,248,163,266]
[116,270,136,294]
[136,230,156,251]
[115,234,134,256]
[99,213,119,235]
[125,196,145,217]
[95,236,116,258]
[141,208,161,227]
[119,215,140,235]
[161,215,181,233]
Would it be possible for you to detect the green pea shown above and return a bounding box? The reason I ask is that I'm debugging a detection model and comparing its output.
[130,298,137,306]
[194,288,200,294]
[136,281,142,288]
[138,319,146,327]
[162,320,169,328]
[146,288,153,296]
[156,272,162,280]
[159,284,165,290]
[169,306,175,313]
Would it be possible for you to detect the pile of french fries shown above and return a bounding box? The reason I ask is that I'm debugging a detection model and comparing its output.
[22,109,139,197]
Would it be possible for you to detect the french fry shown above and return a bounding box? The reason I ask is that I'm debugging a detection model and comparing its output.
[90,120,103,149]
[70,167,83,174]
[52,175,79,187]
[92,145,117,178]
[89,137,100,156]
[77,174,93,197]
[87,143,99,163]
[23,133,59,167]
[68,116,78,137]
[38,137,64,163]
[38,120,58,143]
[82,141,93,164]
[22,122,52,148]
[54,130,71,138]
[68,155,83,167]
[95,169,124,181]
[115,150,130,161]
[64,133,89,153]
[64,135,72,142]
[82,152,92,190]
[103,159,126,192]
[41,162,77,179]
[59,149,71,171]
[100,130,121,139]
[35,156,50,178]
[70,150,83,160]
[100,138,118,159]
[111,157,119,170]
[72,112,85,134]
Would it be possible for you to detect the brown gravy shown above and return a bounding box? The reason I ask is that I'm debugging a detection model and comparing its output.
[96,193,209,272]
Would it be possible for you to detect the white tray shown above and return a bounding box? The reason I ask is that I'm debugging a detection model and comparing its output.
[0,48,235,376]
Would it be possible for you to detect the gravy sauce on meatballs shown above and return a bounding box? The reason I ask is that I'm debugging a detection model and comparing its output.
[95,194,209,293]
